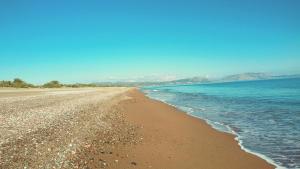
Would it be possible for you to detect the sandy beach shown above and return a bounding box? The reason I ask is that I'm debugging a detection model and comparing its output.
[0,87,275,169]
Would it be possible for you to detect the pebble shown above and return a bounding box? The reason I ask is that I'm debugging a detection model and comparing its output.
[131,161,137,165]
[84,144,91,148]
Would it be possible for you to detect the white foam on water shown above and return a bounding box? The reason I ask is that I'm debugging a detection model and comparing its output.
[187,108,286,169]
[227,126,287,169]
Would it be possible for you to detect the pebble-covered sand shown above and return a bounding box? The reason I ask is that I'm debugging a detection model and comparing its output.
[0,88,140,169]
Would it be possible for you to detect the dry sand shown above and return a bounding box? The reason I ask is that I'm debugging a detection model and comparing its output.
[0,87,275,169]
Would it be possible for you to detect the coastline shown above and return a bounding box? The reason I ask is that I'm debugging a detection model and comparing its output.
[142,93,283,169]
[119,89,275,169]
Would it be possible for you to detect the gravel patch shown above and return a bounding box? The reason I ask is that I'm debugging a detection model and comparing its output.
[0,88,137,169]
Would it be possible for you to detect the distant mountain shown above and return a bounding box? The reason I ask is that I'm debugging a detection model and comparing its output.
[221,73,270,82]
[167,77,210,85]
[220,73,300,82]
[93,77,210,87]
[93,73,300,87]
[271,74,300,79]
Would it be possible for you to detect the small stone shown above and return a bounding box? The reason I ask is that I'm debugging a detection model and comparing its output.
[114,159,118,163]
[131,161,137,165]
[84,144,91,148]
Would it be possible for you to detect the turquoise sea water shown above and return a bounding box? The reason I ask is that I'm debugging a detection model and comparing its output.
[142,78,300,169]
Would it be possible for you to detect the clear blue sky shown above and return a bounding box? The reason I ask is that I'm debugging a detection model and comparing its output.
[0,0,299,83]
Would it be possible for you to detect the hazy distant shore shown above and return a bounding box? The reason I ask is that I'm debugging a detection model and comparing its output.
[0,88,274,169]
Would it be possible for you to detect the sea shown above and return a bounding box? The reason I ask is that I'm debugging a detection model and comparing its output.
[141,78,300,169]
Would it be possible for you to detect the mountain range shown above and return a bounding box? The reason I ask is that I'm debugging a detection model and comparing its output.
[94,73,300,87]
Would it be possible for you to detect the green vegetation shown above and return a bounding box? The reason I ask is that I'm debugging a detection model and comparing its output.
[0,78,35,88]
[12,78,35,88]
[1,78,174,88]
[0,78,109,88]
[64,83,97,88]
[0,80,12,87]
[42,80,63,88]
[1,78,157,88]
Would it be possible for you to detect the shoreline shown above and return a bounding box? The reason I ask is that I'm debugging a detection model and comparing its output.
[149,97,283,169]
[163,101,286,169]
[119,89,275,169]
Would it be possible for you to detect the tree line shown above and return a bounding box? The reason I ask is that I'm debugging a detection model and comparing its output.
[0,78,97,88]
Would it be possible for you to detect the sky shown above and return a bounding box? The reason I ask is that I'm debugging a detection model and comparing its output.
[0,0,299,84]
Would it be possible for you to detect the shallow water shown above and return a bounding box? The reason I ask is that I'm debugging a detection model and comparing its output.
[142,78,300,169]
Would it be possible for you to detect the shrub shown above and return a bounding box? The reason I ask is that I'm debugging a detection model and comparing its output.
[0,78,35,88]
[12,78,27,88]
[43,80,63,88]
[0,80,12,87]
